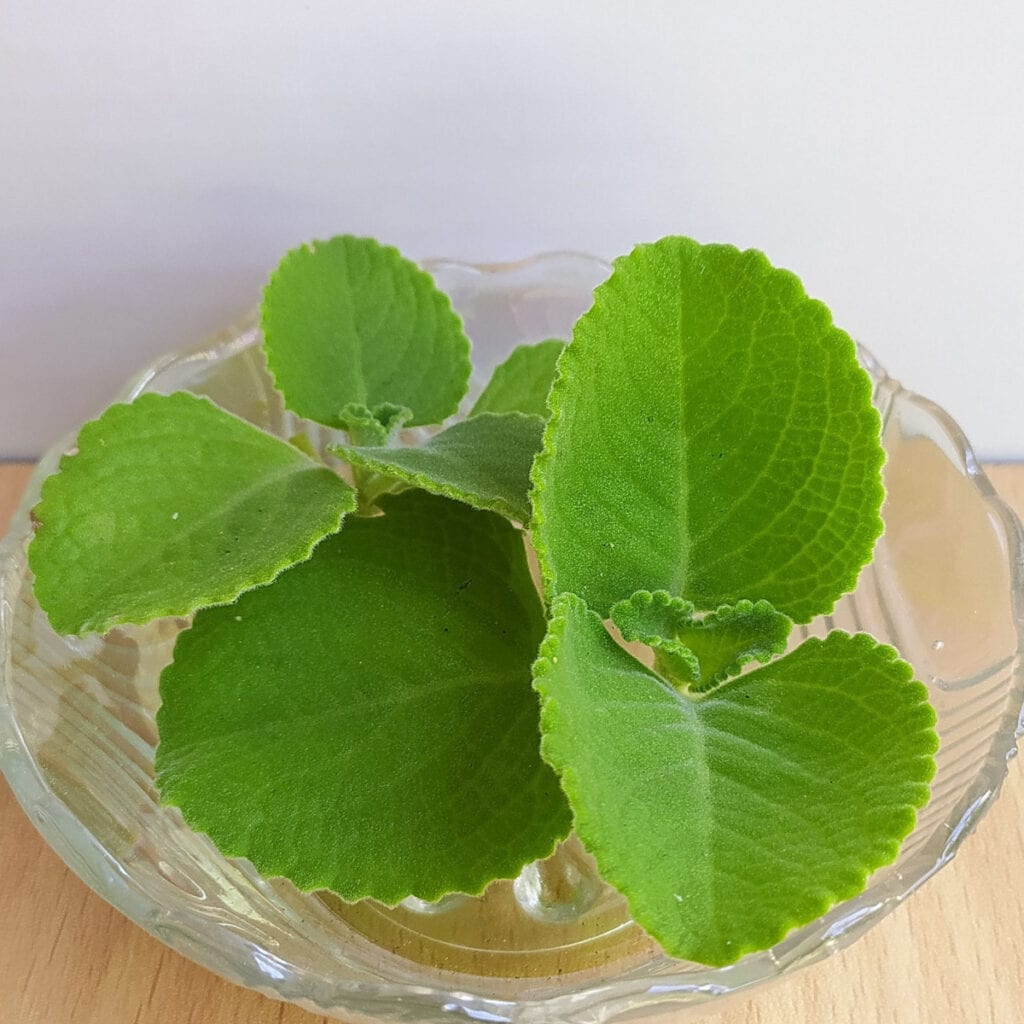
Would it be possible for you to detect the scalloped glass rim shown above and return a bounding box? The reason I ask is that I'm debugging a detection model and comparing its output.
[1,251,1022,1023]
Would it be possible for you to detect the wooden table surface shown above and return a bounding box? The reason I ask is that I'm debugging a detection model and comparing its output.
[2,460,1022,1024]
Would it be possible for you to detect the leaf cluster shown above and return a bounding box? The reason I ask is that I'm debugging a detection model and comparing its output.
[27,234,938,967]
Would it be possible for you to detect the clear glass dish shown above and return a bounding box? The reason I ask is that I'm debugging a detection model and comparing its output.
[2,253,1022,1023]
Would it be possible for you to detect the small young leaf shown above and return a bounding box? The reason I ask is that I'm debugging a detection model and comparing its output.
[337,402,413,447]
[470,339,565,419]
[156,490,571,904]
[678,600,793,691]
[609,591,702,685]
[262,235,472,429]
[531,237,885,622]
[28,392,355,636]
[611,591,792,691]
[330,412,544,523]
[534,594,937,968]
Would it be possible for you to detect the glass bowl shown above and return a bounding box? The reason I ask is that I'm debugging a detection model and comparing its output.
[2,253,1022,1024]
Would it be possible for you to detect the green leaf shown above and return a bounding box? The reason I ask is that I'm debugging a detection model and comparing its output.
[156,490,570,904]
[262,235,472,429]
[534,594,937,968]
[470,339,565,418]
[609,591,702,686]
[28,392,355,636]
[611,591,792,691]
[337,402,413,447]
[330,412,545,523]
[531,237,885,622]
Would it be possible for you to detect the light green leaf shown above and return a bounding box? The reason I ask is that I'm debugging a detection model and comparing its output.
[534,594,937,967]
[609,591,701,685]
[156,490,571,904]
[330,412,545,523]
[28,392,355,636]
[611,591,792,691]
[337,402,413,447]
[262,235,472,428]
[470,339,565,418]
[531,237,885,622]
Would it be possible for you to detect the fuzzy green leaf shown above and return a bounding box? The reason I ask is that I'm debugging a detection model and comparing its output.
[470,339,565,418]
[531,237,885,622]
[534,594,937,967]
[156,490,571,904]
[609,591,701,685]
[330,412,544,523]
[611,591,792,691]
[28,392,355,636]
[262,235,472,429]
[337,402,413,447]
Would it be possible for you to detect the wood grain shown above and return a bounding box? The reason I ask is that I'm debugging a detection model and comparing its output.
[2,462,1022,1024]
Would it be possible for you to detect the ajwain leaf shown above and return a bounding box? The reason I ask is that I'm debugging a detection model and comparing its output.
[531,237,886,622]
[608,591,702,685]
[470,339,565,419]
[262,235,472,429]
[611,591,792,691]
[337,402,413,448]
[534,594,938,967]
[28,392,355,636]
[156,490,571,904]
[330,412,545,523]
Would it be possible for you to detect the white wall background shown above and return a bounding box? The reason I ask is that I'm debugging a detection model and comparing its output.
[2,1,1022,458]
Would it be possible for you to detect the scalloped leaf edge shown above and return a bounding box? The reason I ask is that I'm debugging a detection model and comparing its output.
[28,392,356,635]
[529,237,887,623]
[261,235,473,429]
[611,589,793,692]
[330,411,543,524]
[533,594,939,966]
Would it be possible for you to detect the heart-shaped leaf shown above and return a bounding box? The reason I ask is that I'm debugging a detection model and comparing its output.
[28,392,355,636]
[534,593,938,967]
[262,235,472,429]
[531,238,885,622]
[331,412,544,523]
[156,490,570,903]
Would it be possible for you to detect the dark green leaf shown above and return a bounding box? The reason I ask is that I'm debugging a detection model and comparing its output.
[156,491,570,903]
